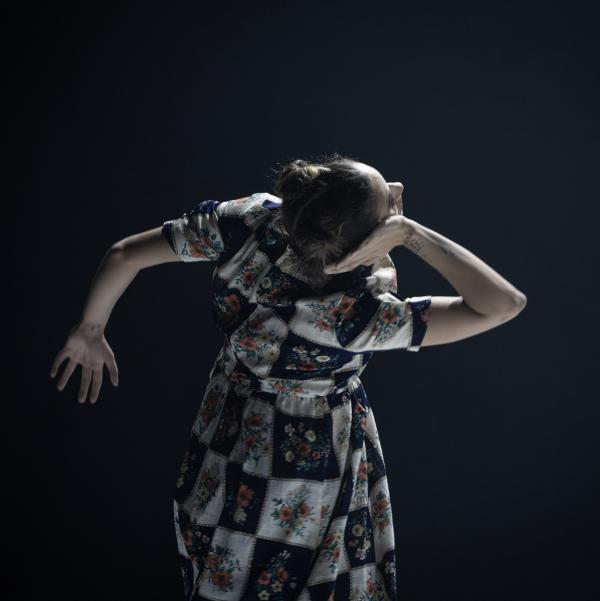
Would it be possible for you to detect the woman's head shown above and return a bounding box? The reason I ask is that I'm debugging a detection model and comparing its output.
[271,152,402,288]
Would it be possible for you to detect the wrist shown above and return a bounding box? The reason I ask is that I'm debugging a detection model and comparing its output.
[73,320,106,336]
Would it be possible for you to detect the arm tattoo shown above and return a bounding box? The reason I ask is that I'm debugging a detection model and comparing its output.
[405,228,457,258]
[404,230,426,255]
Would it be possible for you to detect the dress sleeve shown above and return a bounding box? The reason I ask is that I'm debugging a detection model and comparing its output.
[343,293,433,353]
[161,199,225,262]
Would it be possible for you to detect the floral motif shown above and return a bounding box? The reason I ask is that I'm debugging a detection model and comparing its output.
[241,409,271,465]
[318,503,333,538]
[232,256,266,293]
[213,292,243,328]
[193,463,220,513]
[346,511,373,561]
[355,573,388,601]
[199,543,242,592]
[318,528,344,573]
[179,200,224,260]
[336,411,352,445]
[180,522,211,569]
[371,490,392,535]
[280,421,331,473]
[232,313,280,362]
[256,268,297,306]
[194,383,225,436]
[264,378,307,398]
[283,344,347,374]
[176,448,198,488]
[185,229,224,260]
[213,404,240,446]
[225,482,260,525]
[352,449,369,507]
[254,549,299,600]
[370,300,409,345]
[305,294,360,334]
[270,483,316,537]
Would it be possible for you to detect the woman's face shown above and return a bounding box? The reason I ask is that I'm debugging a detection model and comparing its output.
[352,162,404,222]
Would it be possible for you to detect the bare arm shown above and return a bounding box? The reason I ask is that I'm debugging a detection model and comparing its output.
[402,218,527,347]
[324,215,527,348]
[50,228,178,403]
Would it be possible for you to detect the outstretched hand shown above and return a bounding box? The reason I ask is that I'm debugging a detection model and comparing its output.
[324,214,413,274]
[50,323,119,404]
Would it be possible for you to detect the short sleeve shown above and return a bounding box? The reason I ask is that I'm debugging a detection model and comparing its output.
[162,199,225,262]
[162,193,278,263]
[343,293,433,353]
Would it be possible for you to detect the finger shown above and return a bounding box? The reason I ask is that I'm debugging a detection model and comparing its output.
[107,358,119,387]
[79,366,92,404]
[89,367,103,404]
[50,349,68,378]
[56,359,77,391]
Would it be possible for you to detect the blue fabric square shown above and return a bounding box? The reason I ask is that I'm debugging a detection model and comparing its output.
[268,331,356,381]
[271,410,340,481]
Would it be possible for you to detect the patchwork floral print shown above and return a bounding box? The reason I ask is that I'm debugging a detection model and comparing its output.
[162,192,432,599]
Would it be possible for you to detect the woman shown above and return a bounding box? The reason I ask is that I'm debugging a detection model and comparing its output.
[50,152,526,600]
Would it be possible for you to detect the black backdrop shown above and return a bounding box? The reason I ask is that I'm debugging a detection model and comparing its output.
[11,2,599,600]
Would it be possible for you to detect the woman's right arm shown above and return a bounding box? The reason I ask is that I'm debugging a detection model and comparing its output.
[400,218,527,347]
[324,216,527,348]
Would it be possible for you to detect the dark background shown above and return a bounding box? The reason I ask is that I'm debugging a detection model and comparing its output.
[11,1,599,599]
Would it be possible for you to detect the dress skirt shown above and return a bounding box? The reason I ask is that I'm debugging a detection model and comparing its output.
[173,362,398,601]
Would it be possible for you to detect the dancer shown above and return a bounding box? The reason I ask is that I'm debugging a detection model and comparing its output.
[50,152,526,600]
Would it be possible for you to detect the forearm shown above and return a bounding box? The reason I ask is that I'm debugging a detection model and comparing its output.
[77,247,140,333]
[402,219,526,315]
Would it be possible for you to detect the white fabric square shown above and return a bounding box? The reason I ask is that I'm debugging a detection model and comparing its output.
[350,563,391,601]
[369,477,395,560]
[229,306,288,377]
[349,446,369,513]
[331,402,353,473]
[307,515,349,585]
[195,527,255,600]
[228,397,274,478]
[182,449,227,526]
[257,478,324,548]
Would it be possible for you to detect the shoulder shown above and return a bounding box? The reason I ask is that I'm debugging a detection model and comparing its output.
[217,192,282,228]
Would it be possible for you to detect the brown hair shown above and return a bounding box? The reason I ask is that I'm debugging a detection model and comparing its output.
[270,152,381,289]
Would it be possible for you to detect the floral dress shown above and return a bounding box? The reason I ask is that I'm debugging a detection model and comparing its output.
[162,192,432,601]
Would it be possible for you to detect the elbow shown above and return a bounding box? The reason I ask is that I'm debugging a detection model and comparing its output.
[108,243,135,268]
[504,291,527,319]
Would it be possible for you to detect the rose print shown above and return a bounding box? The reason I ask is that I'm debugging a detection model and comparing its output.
[371,490,392,535]
[305,294,360,334]
[254,549,299,600]
[318,529,344,573]
[225,482,259,525]
[199,543,242,593]
[270,483,316,537]
[240,409,271,465]
[280,421,331,473]
[193,463,220,513]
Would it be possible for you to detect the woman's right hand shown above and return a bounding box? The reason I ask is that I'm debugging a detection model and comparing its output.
[50,322,119,404]
[324,214,414,274]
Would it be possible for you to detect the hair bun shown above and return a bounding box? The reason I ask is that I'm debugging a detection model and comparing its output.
[274,159,331,201]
